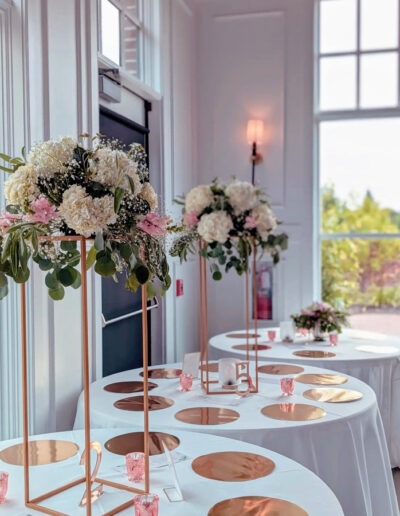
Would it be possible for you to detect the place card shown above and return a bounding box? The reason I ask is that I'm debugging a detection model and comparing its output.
[356,345,399,354]
[162,441,184,502]
[182,352,201,378]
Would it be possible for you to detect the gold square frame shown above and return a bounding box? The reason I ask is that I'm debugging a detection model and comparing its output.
[20,236,151,515]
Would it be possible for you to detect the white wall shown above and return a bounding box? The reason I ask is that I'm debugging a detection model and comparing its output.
[193,0,314,336]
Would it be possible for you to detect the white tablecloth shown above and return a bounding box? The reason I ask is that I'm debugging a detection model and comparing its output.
[74,363,398,516]
[0,428,343,515]
[210,328,400,466]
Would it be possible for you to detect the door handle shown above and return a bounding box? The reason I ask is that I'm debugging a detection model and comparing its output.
[101,298,159,328]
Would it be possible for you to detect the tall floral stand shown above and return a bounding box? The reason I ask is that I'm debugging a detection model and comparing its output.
[199,239,259,394]
[20,236,151,516]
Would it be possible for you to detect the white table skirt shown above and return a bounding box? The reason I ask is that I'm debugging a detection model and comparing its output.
[0,428,343,516]
[74,363,398,516]
[210,328,400,466]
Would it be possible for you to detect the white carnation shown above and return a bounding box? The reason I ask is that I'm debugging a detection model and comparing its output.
[225,180,257,214]
[198,211,233,243]
[91,148,142,194]
[4,165,40,205]
[251,203,277,238]
[140,182,158,212]
[59,185,117,237]
[185,185,213,215]
[28,136,77,178]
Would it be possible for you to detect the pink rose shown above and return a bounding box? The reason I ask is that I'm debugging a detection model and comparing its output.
[183,212,199,226]
[24,197,58,224]
[137,213,170,236]
[244,215,258,229]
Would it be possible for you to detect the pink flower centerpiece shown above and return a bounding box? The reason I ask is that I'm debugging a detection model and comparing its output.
[291,302,348,342]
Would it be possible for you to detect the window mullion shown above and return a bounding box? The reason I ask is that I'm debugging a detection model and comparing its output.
[356,0,361,108]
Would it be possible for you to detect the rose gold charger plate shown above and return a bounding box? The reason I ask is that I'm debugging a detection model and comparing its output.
[175,407,240,425]
[114,395,174,411]
[208,496,308,515]
[261,403,326,421]
[226,333,261,339]
[258,364,304,375]
[104,381,158,393]
[192,451,275,481]
[303,388,363,403]
[232,344,271,351]
[295,373,348,385]
[104,431,180,456]
[0,440,79,466]
[140,368,182,379]
[293,350,336,358]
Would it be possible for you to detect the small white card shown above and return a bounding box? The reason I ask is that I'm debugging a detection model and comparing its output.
[162,441,184,502]
[182,352,200,379]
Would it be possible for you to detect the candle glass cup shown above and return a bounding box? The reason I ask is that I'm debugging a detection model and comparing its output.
[0,472,8,504]
[134,493,159,516]
[125,452,145,483]
[280,377,295,396]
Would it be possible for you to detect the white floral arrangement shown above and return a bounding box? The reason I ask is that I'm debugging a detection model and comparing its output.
[0,136,171,300]
[170,179,288,279]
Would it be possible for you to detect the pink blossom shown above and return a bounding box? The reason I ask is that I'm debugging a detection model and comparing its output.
[0,213,19,236]
[244,215,258,229]
[137,213,170,236]
[24,197,58,224]
[183,212,198,226]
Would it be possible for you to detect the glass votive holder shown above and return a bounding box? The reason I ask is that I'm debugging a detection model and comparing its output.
[0,472,9,504]
[125,452,145,483]
[329,333,339,346]
[280,377,295,396]
[267,330,276,342]
[134,493,159,516]
[179,373,193,392]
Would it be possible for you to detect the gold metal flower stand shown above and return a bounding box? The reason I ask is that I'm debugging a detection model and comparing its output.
[199,239,259,394]
[20,236,150,516]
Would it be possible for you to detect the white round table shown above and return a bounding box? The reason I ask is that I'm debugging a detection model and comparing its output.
[210,327,400,466]
[74,363,398,516]
[0,428,343,515]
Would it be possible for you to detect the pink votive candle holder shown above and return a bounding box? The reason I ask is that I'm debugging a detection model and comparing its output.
[329,333,339,346]
[125,452,145,483]
[280,377,295,396]
[267,330,276,342]
[134,493,159,516]
[179,373,193,392]
[0,472,8,504]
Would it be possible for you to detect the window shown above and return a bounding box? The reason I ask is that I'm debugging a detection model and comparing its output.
[316,0,400,336]
[99,0,142,78]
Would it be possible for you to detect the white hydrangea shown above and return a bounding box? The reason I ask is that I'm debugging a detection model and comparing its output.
[91,147,142,194]
[226,180,257,214]
[251,203,277,238]
[198,211,233,243]
[28,136,77,178]
[4,165,40,205]
[185,185,213,215]
[59,185,117,237]
[140,182,158,212]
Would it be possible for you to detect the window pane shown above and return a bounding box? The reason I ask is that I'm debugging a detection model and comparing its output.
[361,0,399,50]
[360,52,398,108]
[322,239,400,336]
[320,56,357,110]
[101,0,121,65]
[320,118,400,233]
[122,16,141,77]
[320,0,357,53]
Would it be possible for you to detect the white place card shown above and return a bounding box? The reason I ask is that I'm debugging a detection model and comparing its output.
[182,351,200,378]
[162,441,184,502]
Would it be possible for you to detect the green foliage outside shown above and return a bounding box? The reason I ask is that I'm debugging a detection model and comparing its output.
[321,186,400,310]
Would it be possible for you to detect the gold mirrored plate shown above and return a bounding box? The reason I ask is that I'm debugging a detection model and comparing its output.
[293,350,336,358]
[175,407,240,425]
[258,364,304,375]
[114,395,174,411]
[356,345,400,354]
[200,362,219,373]
[303,388,363,403]
[226,333,261,339]
[261,403,326,421]
[192,451,275,482]
[208,496,308,516]
[0,440,79,466]
[295,373,348,385]
[140,368,182,379]
[105,431,180,456]
[232,344,271,351]
[104,381,158,393]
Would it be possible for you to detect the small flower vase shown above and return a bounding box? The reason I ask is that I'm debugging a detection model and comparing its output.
[312,321,325,342]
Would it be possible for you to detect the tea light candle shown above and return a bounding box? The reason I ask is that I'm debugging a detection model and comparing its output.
[280,321,295,342]
[219,358,237,387]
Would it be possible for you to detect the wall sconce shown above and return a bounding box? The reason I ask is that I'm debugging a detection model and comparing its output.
[247,120,264,184]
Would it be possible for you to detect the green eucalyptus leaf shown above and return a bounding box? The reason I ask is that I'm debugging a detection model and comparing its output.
[126,273,140,293]
[94,232,104,251]
[212,271,222,281]
[0,272,7,288]
[119,243,132,262]
[38,258,53,271]
[134,265,150,284]
[49,285,65,301]
[0,284,8,300]
[146,281,157,299]
[114,187,125,213]
[86,246,97,270]
[45,271,60,290]
[14,268,30,283]
[72,271,82,289]
[95,254,116,277]
[61,241,77,251]
[58,266,78,287]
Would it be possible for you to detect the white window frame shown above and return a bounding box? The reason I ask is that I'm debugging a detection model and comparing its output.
[313,0,400,300]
